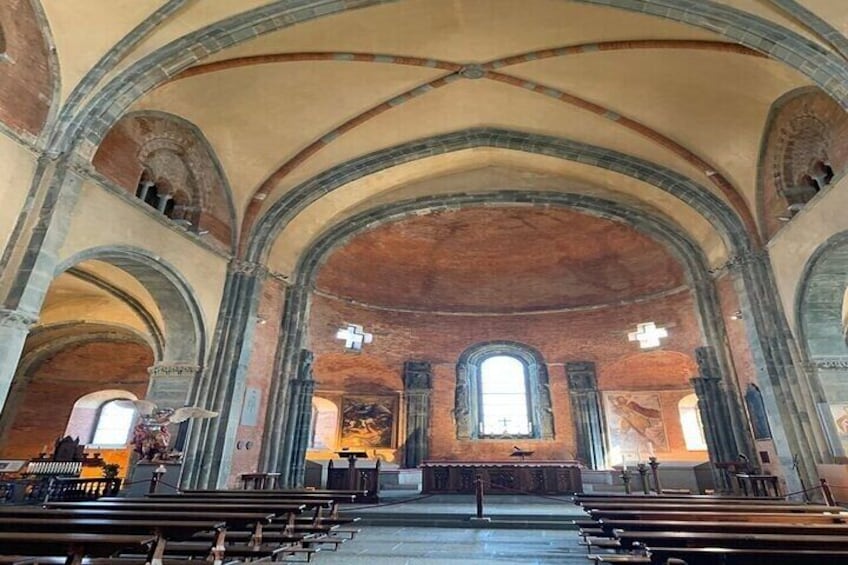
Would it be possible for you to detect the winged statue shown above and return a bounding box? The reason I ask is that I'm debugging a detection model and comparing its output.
[115,399,218,462]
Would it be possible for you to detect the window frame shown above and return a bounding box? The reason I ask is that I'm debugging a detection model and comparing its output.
[476,354,533,437]
[455,341,554,441]
[89,398,136,447]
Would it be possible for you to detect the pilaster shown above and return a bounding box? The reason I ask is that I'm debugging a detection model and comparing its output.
[403,360,432,468]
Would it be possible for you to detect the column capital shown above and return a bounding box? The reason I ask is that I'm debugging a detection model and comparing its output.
[0,308,38,331]
[227,259,267,278]
[147,364,201,378]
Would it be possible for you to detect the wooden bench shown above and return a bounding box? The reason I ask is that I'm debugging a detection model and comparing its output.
[644,546,848,565]
[615,530,848,551]
[0,532,154,565]
[588,510,848,523]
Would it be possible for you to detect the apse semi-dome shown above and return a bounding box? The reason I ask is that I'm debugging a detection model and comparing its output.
[315,207,686,313]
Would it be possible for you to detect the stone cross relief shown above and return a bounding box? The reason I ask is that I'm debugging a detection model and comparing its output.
[627,321,668,349]
[335,323,373,352]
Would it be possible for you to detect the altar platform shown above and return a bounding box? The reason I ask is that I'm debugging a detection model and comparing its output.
[421,460,583,495]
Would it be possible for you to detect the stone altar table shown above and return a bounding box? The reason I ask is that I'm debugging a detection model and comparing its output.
[421,460,583,495]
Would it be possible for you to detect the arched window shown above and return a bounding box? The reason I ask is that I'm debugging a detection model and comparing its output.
[455,342,554,440]
[90,400,136,446]
[479,355,530,436]
[678,394,707,451]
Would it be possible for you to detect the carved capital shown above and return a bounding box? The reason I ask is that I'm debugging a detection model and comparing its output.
[228,259,267,278]
[810,357,848,370]
[0,308,38,331]
[147,364,201,378]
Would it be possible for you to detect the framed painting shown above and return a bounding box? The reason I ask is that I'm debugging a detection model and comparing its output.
[340,395,396,448]
[603,391,669,455]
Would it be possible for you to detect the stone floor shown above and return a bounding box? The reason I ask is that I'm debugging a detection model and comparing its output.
[310,526,589,564]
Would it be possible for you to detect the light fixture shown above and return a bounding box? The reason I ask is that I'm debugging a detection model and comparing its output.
[730,310,743,320]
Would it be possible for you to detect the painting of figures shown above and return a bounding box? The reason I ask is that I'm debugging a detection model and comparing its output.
[604,391,668,454]
[340,395,395,448]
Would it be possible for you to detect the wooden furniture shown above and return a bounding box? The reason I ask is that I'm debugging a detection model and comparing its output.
[239,471,280,490]
[0,532,154,565]
[736,473,782,497]
[421,460,582,495]
[328,455,379,502]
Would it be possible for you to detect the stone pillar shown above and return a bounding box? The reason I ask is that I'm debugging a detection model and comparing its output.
[403,360,432,468]
[565,361,607,469]
[0,309,38,417]
[146,364,201,451]
[729,250,825,494]
[282,349,315,487]
[182,260,267,489]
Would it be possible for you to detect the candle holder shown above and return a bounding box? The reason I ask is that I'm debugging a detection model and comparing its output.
[648,456,662,494]
[620,467,632,494]
[637,463,650,494]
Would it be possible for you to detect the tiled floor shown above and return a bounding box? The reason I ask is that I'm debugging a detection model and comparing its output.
[311,526,589,564]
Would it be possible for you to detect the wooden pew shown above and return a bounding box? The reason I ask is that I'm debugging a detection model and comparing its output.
[582,501,839,513]
[600,518,848,536]
[0,533,154,565]
[644,546,848,565]
[588,509,848,523]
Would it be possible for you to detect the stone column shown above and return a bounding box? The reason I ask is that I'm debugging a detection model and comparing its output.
[281,349,315,487]
[182,259,267,488]
[565,361,607,469]
[0,309,38,417]
[146,363,201,451]
[403,360,432,468]
[729,250,825,494]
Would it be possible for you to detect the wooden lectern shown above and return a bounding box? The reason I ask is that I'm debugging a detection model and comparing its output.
[335,449,368,490]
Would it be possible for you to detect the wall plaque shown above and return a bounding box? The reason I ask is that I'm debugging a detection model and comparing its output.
[241,388,261,427]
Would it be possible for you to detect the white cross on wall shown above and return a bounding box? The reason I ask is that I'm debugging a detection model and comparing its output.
[335,323,373,352]
[628,321,668,349]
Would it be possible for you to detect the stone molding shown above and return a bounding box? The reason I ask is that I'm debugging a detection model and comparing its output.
[228,259,267,278]
[810,358,848,370]
[147,364,201,378]
[0,308,38,330]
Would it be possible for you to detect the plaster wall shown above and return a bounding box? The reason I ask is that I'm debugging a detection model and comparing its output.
[0,135,37,259]
[58,179,228,348]
[768,174,848,336]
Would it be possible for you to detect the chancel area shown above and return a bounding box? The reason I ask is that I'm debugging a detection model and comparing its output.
[1,0,848,563]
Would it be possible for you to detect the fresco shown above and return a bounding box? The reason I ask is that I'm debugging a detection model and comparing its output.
[603,391,668,456]
[340,395,395,448]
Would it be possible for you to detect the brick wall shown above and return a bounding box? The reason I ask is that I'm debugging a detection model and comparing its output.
[308,288,706,465]
[759,88,848,240]
[0,0,53,136]
[0,340,152,459]
[227,276,287,486]
[92,114,234,250]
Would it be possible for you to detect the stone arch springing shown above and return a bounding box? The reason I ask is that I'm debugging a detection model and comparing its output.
[249,129,751,264]
[455,341,554,441]
[796,230,848,364]
[260,190,746,479]
[54,246,206,366]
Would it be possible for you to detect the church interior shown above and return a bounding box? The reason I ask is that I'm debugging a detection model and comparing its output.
[1,1,848,559]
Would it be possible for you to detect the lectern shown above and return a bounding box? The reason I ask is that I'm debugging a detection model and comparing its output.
[335,449,368,490]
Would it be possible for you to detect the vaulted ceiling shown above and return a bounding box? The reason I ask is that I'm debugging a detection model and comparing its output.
[36,0,847,276]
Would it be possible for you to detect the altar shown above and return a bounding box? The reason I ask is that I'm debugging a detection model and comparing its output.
[421,461,583,495]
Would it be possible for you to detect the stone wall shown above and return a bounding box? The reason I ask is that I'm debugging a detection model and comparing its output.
[308,288,707,465]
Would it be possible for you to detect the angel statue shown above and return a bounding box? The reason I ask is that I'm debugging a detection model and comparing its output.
[116,400,218,462]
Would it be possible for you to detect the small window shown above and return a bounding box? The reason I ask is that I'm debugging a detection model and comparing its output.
[479,356,530,436]
[678,394,707,451]
[455,341,555,440]
[90,400,136,446]
[0,25,6,58]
